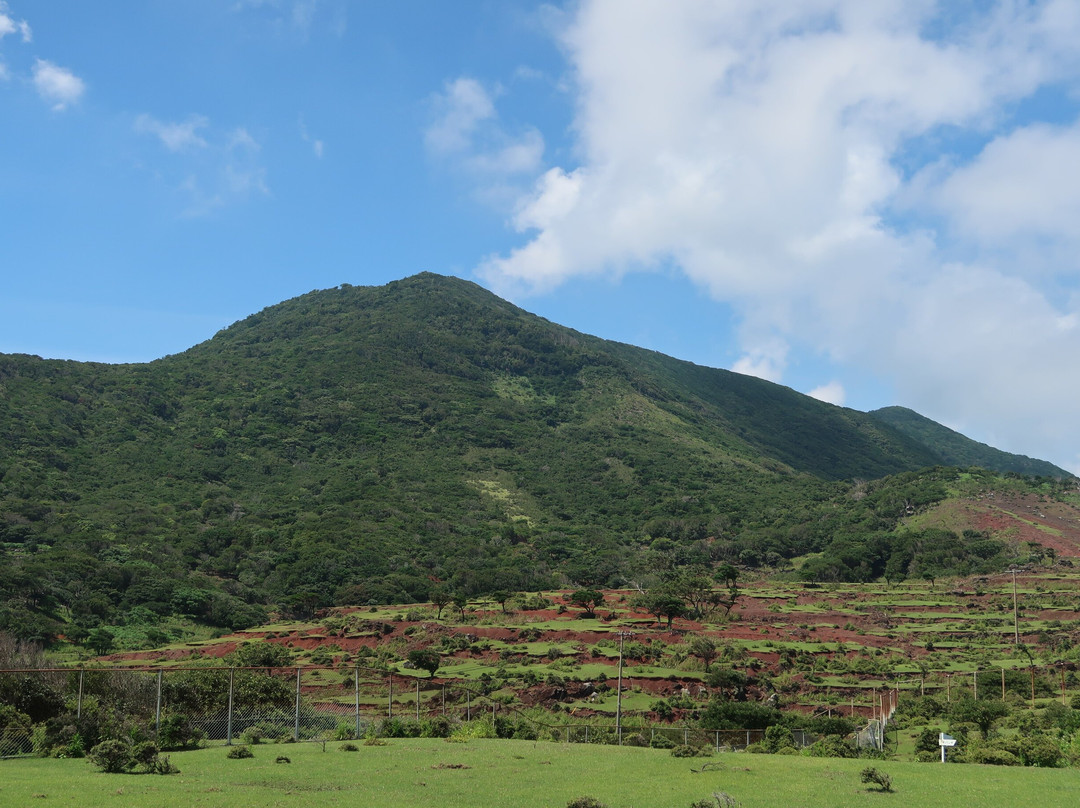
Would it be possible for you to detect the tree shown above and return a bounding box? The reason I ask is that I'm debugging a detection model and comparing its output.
[489,589,513,615]
[689,637,718,672]
[407,649,441,678]
[948,697,1010,739]
[716,564,738,588]
[86,628,115,656]
[568,589,604,618]
[452,592,468,620]
[230,640,292,669]
[431,586,451,620]
[631,590,686,629]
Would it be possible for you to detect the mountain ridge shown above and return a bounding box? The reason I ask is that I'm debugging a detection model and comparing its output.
[0,272,1073,645]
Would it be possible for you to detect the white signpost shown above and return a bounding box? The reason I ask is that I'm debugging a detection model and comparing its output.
[939,732,957,763]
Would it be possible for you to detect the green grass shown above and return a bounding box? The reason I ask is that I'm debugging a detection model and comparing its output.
[3,739,1080,807]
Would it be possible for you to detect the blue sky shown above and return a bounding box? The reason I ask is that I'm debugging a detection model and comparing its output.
[4,1,1080,474]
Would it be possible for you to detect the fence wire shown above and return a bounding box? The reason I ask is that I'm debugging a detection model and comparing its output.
[2,666,822,759]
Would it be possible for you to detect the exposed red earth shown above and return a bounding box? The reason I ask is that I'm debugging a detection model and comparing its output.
[98,494,1080,721]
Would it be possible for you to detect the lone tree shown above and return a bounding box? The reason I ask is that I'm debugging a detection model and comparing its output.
[568,589,604,618]
[431,586,451,620]
[407,649,441,678]
[689,637,718,672]
[631,589,687,629]
[948,697,1010,739]
[452,593,468,620]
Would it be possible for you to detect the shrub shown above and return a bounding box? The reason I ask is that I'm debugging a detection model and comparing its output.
[420,716,454,738]
[87,739,178,774]
[566,798,606,808]
[762,725,795,753]
[860,767,893,792]
[339,742,359,751]
[226,745,255,759]
[671,744,712,758]
[158,714,203,750]
[88,739,131,773]
[379,717,422,738]
[691,794,738,808]
[650,733,676,749]
[806,734,857,758]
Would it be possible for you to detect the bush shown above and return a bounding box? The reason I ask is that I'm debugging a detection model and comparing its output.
[650,733,676,749]
[88,739,178,774]
[158,714,203,750]
[88,739,131,773]
[379,717,422,738]
[806,734,857,758]
[226,745,255,759]
[762,725,795,753]
[913,727,940,755]
[420,716,454,738]
[339,742,359,751]
[334,720,356,741]
[963,747,1019,766]
[566,798,606,808]
[671,744,712,758]
[860,767,893,792]
[692,794,738,808]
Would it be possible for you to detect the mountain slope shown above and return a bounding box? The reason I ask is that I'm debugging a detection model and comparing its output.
[0,273,1072,643]
[869,406,1068,478]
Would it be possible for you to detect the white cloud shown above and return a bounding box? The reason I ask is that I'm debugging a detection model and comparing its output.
[932,122,1080,257]
[32,58,84,110]
[228,126,259,151]
[298,116,324,158]
[135,114,208,152]
[425,78,496,154]
[135,114,269,215]
[0,2,31,43]
[808,381,846,406]
[426,77,545,182]
[475,0,1080,471]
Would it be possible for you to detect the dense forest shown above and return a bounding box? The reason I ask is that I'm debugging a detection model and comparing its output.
[0,273,1072,648]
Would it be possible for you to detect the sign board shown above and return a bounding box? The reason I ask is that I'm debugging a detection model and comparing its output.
[939,733,957,747]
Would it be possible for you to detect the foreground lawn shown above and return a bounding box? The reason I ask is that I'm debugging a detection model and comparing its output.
[2,740,1080,808]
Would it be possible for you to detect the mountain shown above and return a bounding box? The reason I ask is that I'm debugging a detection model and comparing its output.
[0,273,1073,644]
[868,406,1069,478]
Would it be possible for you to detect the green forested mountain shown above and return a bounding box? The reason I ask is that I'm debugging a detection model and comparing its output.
[0,273,1072,644]
[868,405,1068,478]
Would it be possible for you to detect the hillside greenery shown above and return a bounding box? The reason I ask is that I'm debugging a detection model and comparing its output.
[869,406,1068,478]
[0,273,1071,649]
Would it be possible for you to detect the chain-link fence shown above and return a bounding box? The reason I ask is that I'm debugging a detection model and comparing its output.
[1,665,826,759]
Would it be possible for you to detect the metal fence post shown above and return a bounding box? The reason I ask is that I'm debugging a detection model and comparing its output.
[77,670,84,720]
[388,675,393,719]
[416,680,420,721]
[354,667,360,739]
[155,670,163,738]
[294,667,301,742]
[227,668,234,746]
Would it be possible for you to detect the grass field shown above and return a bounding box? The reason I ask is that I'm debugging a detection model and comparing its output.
[3,739,1080,808]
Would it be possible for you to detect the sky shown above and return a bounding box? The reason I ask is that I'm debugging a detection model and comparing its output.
[3,1,1080,474]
